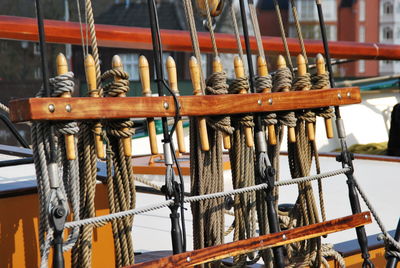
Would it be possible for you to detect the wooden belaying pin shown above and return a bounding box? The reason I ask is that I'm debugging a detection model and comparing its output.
[296,54,315,141]
[257,56,277,146]
[233,56,254,147]
[196,0,224,17]
[112,55,132,157]
[139,55,159,155]
[84,54,105,159]
[166,56,186,153]
[277,55,296,143]
[56,53,76,160]
[189,56,210,152]
[316,54,334,139]
[213,56,231,150]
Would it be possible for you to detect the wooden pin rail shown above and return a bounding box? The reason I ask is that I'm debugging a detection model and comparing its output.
[127,212,372,268]
[1,15,400,60]
[9,87,360,123]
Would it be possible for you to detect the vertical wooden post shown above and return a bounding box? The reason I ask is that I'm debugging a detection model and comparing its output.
[233,56,254,147]
[139,55,159,155]
[56,53,76,160]
[189,56,210,151]
[84,54,105,159]
[296,54,315,141]
[257,56,277,145]
[112,55,132,157]
[277,55,296,143]
[166,56,186,153]
[316,54,334,139]
[212,56,231,150]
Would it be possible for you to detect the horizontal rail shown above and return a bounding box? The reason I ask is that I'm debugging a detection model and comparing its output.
[129,212,372,268]
[9,87,360,122]
[0,16,399,60]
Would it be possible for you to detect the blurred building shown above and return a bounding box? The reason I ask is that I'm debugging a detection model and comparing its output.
[257,0,381,78]
[379,0,400,75]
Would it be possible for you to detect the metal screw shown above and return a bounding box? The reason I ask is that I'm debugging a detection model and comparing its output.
[347,92,351,98]
[282,234,287,240]
[337,93,342,100]
[365,214,369,219]
[268,98,273,105]
[48,104,55,113]
[65,104,72,112]
[186,257,191,262]
[163,101,169,110]
[257,99,262,105]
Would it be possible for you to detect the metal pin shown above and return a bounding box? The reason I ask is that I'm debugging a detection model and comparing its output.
[48,104,55,113]
[347,92,351,98]
[257,99,262,105]
[65,104,72,112]
[337,93,342,100]
[282,234,287,240]
[268,98,273,105]
[186,257,191,262]
[163,101,169,109]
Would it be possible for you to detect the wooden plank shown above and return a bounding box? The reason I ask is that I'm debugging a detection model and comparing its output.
[0,16,400,60]
[9,87,360,123]
[128,212,372,268]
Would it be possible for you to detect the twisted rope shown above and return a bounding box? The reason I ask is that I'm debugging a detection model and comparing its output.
[312,72,335,120]
[63,168,349,229]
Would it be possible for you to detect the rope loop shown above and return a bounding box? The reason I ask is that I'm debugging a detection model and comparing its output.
[312,72,335,119]
[292,73,312,91]
[272,67,292,92]
[229,76,250,94]
[101,69,130,97]
[255,75,277,127]
[105,120,135,138]
[205,71,234,135]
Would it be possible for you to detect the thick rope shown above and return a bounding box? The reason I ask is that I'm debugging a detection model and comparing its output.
[312,72,335,120]
[33,75,80,268]
[228,76,258,266]
[101,68,136,266]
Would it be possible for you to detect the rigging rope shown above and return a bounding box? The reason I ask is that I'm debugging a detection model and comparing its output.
[33,73,80,268]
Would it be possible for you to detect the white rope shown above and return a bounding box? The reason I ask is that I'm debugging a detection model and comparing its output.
[64,168,349,229]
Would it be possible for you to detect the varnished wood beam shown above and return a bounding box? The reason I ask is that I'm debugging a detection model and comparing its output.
[0,15,399,60]
[9,87,361,123]
[128,212,372,268]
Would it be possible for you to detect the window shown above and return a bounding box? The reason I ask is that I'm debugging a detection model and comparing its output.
[383,2,394,15]
[299,0,315,20]
[359,0,365,21]
[383,27,394,40]
[359,26,365,42]
[359,60,365,73]
[119,53,139,80]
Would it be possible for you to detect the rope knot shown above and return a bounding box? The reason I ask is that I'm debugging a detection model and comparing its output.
[292,73,312,91]
[105,120,135,138]
[205,72,234,135]
[228,76,249,94]
[101,69,130,97]
[272,67,292,92]
[255,75,272,93]
[311,72,330,89]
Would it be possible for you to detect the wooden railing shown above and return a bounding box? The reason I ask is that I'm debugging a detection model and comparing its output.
[0,15,400,60]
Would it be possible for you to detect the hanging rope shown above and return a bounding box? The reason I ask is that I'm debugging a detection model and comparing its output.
[33,73,80,268]
[101,68,136,267]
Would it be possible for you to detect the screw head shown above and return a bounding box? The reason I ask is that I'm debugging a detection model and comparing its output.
[54,207,66,218]
[186,257,191,262]
[48,104,55,113]
[163,101,169,110]
[282,234,287,240]
[347,92,351,98]
[65,104,72,112]
[337,93,342,100]
[268,98,273,105]
[257,99,262,105]
[364,214,369,219]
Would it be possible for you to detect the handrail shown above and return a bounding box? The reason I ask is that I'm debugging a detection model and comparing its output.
[1,15,400,60]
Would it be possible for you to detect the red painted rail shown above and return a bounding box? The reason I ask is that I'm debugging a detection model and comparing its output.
[0,15,399,60]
